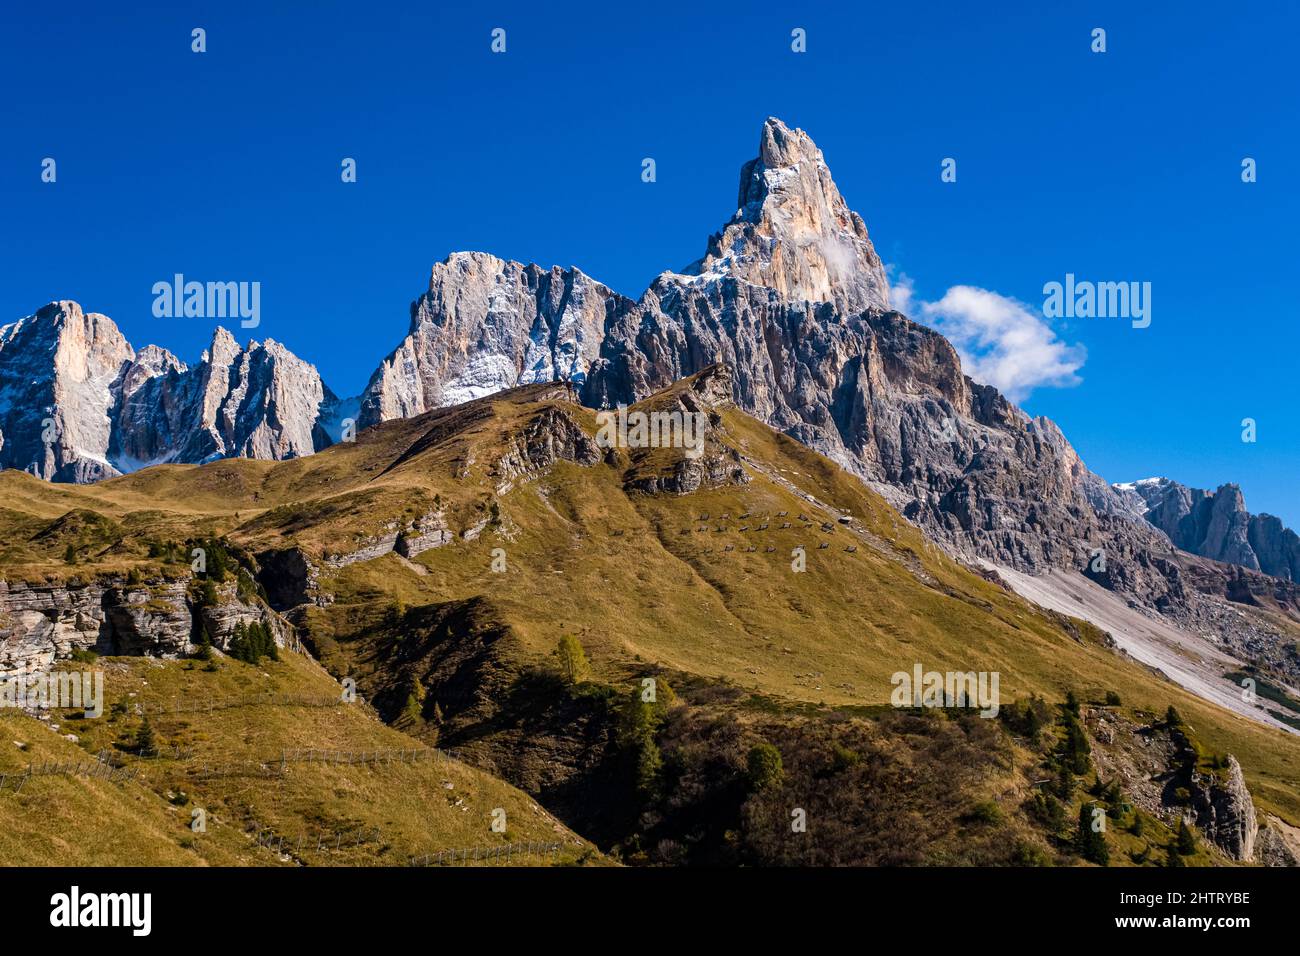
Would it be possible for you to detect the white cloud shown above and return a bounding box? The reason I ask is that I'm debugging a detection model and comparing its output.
[888,270,1085,403]
[888,272,915,315]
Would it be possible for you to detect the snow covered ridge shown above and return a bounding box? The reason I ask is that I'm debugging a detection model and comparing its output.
[1113,477,1169,491]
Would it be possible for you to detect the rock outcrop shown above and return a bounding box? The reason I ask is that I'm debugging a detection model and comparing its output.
[619,364,749,496]
[0,576,283,677]
[491,404,603,495]
[1187,755,1259,862]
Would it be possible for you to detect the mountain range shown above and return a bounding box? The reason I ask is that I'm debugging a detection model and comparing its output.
[5,118,1297,671]
[3,118,1300,866]
[1116,477,1300,582]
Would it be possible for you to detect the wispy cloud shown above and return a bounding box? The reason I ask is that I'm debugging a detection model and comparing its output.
[889,271,1085,403]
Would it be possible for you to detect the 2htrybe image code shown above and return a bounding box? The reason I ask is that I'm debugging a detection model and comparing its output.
[1,1,1297,896]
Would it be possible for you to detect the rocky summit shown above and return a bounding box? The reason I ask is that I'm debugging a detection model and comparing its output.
[1117,477,1300,582]
[0,302,344,480]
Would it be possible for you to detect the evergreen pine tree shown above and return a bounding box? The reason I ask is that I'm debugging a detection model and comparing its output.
[137,716,157,756]
[1176,818,1197,855]
[1076,803,1109,865]
[1056,764,1075,800]
[553,635,590,685]
[229,621,249,663]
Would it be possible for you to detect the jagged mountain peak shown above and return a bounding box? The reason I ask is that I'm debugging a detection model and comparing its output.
[131,343,186,374]
[1118,476,1300,581]
[681,116,890,315]
[359,117,896,434]
[6,299,133,355]
[202,325,243,365]
[0,300,336,479]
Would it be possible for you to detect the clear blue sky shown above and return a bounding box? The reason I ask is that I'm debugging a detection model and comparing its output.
[2,1,1296,526]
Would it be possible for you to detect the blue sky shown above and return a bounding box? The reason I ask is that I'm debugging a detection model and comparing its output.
[2,1,1296,525]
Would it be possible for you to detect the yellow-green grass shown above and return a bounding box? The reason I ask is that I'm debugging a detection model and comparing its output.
[0,652,598,866]
[3,383,1300,831]
[298,402,1300,827]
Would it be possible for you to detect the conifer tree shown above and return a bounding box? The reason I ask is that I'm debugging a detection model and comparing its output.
[1076,803,1109,865]
[137,716,157,756]
[1176,818,1197,855]
[553,635,590,685]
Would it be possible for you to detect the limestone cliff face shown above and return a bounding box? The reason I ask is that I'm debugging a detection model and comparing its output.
[1118,477,1300,582]
[0,304,338,478]
[0,577,283,677]
[0,301,134,482]
[112,328,332,466]
[357,253,629,429]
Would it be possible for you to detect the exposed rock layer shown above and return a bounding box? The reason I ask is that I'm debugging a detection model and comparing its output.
[0,577,283,677]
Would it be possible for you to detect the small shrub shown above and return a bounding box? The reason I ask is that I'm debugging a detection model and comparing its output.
[965,800,1004,825]
[746,741,784,792]
[136,716,157,756]
[830,743,861,772]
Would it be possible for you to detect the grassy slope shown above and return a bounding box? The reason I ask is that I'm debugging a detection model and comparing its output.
[298,398,1300,826]
[0,650,595,866]
[2,381,1299,834]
